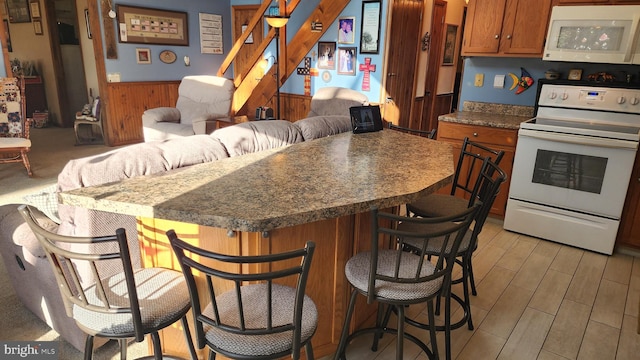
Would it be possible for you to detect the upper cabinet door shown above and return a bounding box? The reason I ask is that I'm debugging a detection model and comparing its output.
[462,0,552,57]
[500,0,552,55]
[462,0,507,54]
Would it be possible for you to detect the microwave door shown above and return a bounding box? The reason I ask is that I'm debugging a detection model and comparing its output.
[543,5,640,64]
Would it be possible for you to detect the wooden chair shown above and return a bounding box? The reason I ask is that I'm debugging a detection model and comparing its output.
[0,77,32,176]
[74,97,104,145]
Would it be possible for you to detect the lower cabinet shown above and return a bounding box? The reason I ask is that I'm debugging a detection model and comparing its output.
[437,121,517,217]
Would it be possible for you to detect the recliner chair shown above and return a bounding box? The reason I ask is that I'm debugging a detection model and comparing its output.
[142,75,234,142]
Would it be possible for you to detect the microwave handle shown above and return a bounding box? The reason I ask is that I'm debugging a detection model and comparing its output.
[625,14,640,62]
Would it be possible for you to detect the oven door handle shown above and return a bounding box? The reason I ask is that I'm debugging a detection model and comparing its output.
[519,129,639,150]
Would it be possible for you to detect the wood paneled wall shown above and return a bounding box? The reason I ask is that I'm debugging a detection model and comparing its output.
[104,81,180,146]
[102,80,313,146]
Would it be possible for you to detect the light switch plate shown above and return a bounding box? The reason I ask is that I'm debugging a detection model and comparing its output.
[107,73,121,83]
[494,74,505,88]
[474,73,484,87]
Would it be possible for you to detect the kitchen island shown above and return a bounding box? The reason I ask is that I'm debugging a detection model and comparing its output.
[60,129,455,358]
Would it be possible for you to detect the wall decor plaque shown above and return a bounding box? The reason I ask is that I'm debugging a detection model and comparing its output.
[117,5,188,46]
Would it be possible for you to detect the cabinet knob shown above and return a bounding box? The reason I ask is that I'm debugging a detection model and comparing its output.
[506,34,512,39]
[494,34,499,39]
[473,132,478,137]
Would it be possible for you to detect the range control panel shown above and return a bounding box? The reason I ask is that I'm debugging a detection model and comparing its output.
[538,84,640,114]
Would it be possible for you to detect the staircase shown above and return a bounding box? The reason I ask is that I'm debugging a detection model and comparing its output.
[218,0,351,118]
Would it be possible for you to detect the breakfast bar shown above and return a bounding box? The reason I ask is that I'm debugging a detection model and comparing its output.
[60,129,455,358]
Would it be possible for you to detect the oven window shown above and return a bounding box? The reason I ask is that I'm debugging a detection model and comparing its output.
[532,150,608,194]
[557,26,624,51]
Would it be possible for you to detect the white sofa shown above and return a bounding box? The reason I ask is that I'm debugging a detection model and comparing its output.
[142,75,235,142]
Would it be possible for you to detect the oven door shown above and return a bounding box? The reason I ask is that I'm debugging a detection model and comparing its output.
[509,129,638,219]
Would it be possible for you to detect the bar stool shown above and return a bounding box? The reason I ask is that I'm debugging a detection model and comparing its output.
[333,204,480,360]
[394,157,507,359]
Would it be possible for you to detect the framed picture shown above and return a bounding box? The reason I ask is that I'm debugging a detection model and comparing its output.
[33,19,42,35]
[29,0,40,19]
[136,48,151,64]
[3,20,12,52]
[568,68,583,81]
[442,24,458,65]
[350,105,383,134]
[6,0,30,23]
[337,47,356,75]
[360,1,381,54]
[241,24,253,44]
[117,5,188,46]
[318,41,336,69]
[338,16,355,44]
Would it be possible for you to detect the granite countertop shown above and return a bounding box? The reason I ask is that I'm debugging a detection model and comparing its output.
[60,130,455,232]
[438,101,535,130]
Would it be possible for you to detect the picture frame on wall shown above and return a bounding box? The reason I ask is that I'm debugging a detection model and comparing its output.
[33,19,42,35]
[136,48,151,64]
[318,41,336,69]
[117,5,189,46]
[337,47,356,76]
[29,0,40,19]
[6,0,30,23]
[360,0,381,54]
[338,16,355,44]
[442,24,458,65]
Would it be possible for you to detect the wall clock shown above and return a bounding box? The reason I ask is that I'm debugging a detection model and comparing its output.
[159,50,177,64]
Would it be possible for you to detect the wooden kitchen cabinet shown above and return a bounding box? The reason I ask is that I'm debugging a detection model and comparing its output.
[462,0,552,57]
[437,121,517,217]
[616,150,640,250]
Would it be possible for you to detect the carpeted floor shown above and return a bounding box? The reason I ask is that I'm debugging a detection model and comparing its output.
[0,126,115,205]
[0,127,152,359]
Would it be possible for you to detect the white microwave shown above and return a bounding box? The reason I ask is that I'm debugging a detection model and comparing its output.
[543,5,640,64]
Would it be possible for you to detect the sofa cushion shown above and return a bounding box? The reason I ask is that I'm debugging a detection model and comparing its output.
[57,135,229,190]
[211,120,304,157]
[293,115,353,140]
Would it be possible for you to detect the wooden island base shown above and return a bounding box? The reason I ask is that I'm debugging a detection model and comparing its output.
[137,211,389,359]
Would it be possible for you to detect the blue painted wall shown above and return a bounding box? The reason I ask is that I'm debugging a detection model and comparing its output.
[231,0,387,103]
[459,57,640,108]
[102,0,233,80]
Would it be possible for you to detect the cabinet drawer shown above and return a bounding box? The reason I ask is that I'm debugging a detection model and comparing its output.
[438,121,517,147]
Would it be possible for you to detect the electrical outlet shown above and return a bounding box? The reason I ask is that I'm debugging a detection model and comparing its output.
[474,73,484,87]
[494,74,505,88]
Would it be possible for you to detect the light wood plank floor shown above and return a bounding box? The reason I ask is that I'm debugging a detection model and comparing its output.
[325,218,640,360]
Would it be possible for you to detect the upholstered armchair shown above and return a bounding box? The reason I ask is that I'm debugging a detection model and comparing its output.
[142,75,234,142]
[294,86,369,140]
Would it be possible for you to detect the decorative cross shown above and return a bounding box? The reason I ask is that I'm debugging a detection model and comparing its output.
[297,57,318,96]
[358,58,376,92]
